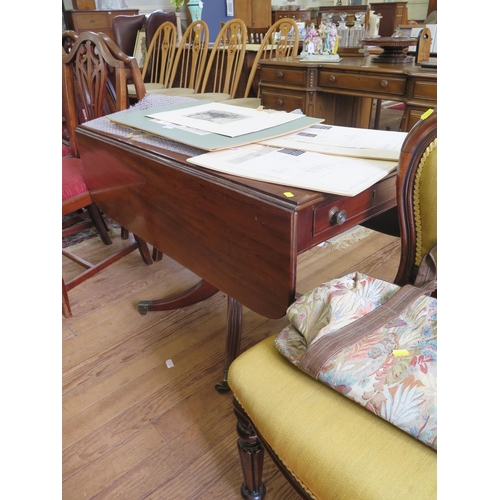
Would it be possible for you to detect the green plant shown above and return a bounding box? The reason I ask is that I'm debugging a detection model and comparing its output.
[170,0,185,9]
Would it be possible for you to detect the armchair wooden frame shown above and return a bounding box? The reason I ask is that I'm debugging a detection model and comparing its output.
[167,20,209,93]
[128,21,177,98]
[197,18,247,99]
[62,31,153,317]
[244,18,299,100]
[224,18,298,108]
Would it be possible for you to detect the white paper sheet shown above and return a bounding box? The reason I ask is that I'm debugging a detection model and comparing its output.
[187,144,397,197]
[146,102,303,138]
[260,124,408,161]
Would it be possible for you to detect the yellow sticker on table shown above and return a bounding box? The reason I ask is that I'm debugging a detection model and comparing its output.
[283,192,294,198]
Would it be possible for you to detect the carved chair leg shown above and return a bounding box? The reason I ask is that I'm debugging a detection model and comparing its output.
[233,398,266,500]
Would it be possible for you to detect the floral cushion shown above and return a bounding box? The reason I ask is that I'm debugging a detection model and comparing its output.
[275,272,437,450]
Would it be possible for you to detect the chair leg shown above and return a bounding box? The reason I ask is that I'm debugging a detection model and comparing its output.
[121,227,130,239]
[62,279,72,318]
[233,398,266,500]
[87,203,112,245]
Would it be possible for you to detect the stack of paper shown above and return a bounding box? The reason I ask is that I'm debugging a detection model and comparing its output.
[187,143,398,197]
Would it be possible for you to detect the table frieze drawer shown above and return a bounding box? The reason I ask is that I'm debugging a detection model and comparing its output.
[260,67,308,87]
[411,80,437,101]
[73,13,112,30]
[318,72,406,96]
[261,89,306,112]
[312,175,396,238]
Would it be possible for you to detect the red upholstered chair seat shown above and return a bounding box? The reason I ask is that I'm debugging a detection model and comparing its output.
[62,158,88,202]
[62,143,72,157]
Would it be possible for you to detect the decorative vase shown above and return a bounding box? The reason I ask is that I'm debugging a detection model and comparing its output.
[187,0,203,22]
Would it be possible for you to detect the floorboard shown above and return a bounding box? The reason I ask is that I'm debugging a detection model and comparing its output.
[63,227,400,499]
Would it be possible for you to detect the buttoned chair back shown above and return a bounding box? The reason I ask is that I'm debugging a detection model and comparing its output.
[394,109,437,285]
[62,31,153,317]
[227,110,438,500]
[191,18,247,101]
[224,18,299,109]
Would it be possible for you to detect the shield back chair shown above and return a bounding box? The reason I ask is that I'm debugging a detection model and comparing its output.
[62,31,154,318]
[228,110,438,500]
[127,21,177,99]
[147,20,209,97]
[225,18,299,109]
[189,18,247,102]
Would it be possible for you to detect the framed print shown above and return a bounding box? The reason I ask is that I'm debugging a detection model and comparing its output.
[133,29,147,69]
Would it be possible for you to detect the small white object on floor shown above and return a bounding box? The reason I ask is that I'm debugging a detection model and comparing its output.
[165,359,174,368]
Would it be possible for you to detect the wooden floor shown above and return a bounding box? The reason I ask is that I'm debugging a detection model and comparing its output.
[62,226,401,499]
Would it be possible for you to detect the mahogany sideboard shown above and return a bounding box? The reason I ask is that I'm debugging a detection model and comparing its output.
[76,114,397,390]
[258,56,437,132]
[65,9,139,41]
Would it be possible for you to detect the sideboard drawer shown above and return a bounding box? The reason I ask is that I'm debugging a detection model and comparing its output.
[72,12,112,30]
[65,10,139,41]
[319,71,406,96]
[260,67,308,87]
[261,88,307,112]
[411,80,437,101]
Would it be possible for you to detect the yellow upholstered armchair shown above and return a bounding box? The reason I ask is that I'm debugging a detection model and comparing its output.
[228,110,438,500]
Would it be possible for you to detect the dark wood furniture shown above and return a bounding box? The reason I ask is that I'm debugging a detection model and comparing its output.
[370,2,408,37]
[76,106,397,389]
[273,9,312,25]
[62,32,153,317]
[258,56,436,132]
[234,0,272,28]
[65,9,139,41]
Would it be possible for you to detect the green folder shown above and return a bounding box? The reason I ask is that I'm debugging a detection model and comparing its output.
[107,100,323,151]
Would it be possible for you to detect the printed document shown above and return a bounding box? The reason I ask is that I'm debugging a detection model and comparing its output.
[260,123,408,161]
[146,102,303,138]
[187,144,397,196]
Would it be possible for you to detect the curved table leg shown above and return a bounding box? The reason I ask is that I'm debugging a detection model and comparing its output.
[215,296,243,393]
[138,279,219,315]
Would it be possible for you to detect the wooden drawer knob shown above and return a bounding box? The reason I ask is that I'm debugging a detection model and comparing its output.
[380,79,388,88]
[329,75,336,83]
[277,71,284,79]
[328,207,347,225]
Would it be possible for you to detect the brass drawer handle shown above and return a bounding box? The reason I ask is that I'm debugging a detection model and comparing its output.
[277,98,283,106]
[89,19,96,24]
[380,79,388,88]
[329,75,336,83]
[328,207,347,226]
[277,71,284,79]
